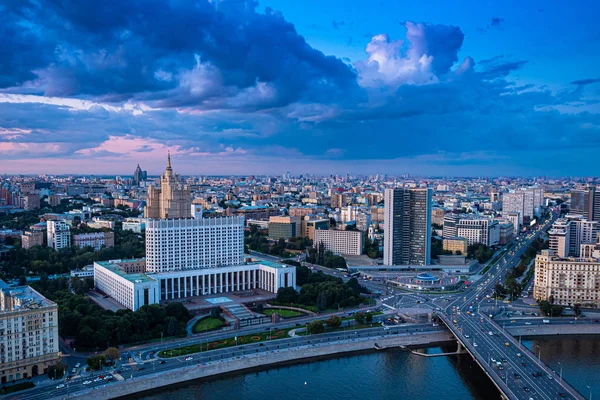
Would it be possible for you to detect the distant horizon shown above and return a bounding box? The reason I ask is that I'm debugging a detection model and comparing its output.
[1,1,599,175]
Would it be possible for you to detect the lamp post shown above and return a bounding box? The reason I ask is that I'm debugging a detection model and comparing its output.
[534,344,541,365]
[558,361,563,381]
[587,385,592,400]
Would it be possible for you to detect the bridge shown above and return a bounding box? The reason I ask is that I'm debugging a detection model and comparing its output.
[436,213,585,400]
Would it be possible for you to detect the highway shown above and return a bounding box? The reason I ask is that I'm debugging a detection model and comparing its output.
[439,213,585,400]
[15,324,445,400]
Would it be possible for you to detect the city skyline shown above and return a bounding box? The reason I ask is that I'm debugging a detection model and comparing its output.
[1,1,600,176]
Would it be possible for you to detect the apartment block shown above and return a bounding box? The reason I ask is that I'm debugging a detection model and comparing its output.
[314,229,363,256]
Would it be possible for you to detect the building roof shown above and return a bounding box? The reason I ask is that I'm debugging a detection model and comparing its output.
[95,259,155,283]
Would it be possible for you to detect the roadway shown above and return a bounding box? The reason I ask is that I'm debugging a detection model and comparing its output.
[16,324,445,400]
[439,213,585,400]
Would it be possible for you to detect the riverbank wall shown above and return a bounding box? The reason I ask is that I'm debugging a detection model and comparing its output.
[506,324,600,337]
[60,331,454,400]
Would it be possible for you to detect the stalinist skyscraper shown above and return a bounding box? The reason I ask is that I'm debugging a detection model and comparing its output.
[144,152,192,219]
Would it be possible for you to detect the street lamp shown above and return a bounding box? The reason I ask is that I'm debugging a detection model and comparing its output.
[558,361,563,381]
[534,344,541,364]
[587,385,592,400]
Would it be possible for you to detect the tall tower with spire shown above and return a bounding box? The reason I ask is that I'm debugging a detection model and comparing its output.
[144,153,191,219]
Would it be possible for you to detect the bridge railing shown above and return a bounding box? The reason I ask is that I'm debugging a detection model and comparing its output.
[437,312,518,400]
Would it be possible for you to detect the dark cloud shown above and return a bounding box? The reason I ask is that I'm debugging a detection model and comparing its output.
[490,17,505,27]
[1,0,358,109]
[571,78,600,86]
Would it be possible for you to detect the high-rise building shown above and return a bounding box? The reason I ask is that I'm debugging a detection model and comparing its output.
[502,187,544,224]
[534,249,600,308]
[47,220,70,250]
[442,214,459,238]
[383,188,432,266]
[0,281,59,383]
[133,163,147,186]
[456,217,499,246]
[570,187,600,223]
[23,193,40,211]
[548,215,599,258]
[268,216,301,240]
[505,212,521,235]
[144,153,191,219]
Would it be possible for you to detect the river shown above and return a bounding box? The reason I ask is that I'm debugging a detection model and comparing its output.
[140,336,600,400]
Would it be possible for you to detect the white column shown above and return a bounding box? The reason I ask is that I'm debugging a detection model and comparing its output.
[225,271,229,292]
[184,276,187,298]
[213,273,218,294]
[242,270,246,290]
[170,278,174,299]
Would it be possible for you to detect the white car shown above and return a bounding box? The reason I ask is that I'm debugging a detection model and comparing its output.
[525,322,532,325]
[56,384,65,389]
[83,380,92,385]
[474,343,478,347]
[464,334,470,338]
[488,331,494,336]
[184,356,193,361]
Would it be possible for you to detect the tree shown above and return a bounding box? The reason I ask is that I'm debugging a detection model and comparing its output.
[256,303,264,313]
[316,291,327,311]
[210,307,222,318]
[86,355,107,370]
[276,286,298,304]
[167,316,178,336]
[307,320,325,334]
[354,312,366,324]
[18,276,26,286]
[104,347,120,362]
[365,312,373,323]
[573,304,581,317]
[326,315,342,329]
[47,359,67,379]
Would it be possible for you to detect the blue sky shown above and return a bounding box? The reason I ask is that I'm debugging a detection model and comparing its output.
[1,0,599,176]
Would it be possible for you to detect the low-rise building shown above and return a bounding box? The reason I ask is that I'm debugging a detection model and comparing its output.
[122,218,145,233]
[442,237,468,255]
[21,230,44,249]
[0,281,59,383]
[73,231,115,251]
[313,229,363,256]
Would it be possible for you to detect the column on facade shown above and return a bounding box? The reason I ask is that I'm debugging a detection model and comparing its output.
[225,271,229,292]
[184,276,187,298]
[242,270,246,290]
[170,278,174,299]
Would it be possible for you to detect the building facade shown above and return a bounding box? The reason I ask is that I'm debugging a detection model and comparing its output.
[146,216,245,273]
[534,249,600,308]
[268,216,301,240]
[442,237,468,255]
[94,259,296,311]
[73,231,115,251]
[0,281,59,383]
[502,187,544,224]
[47,220,70,250]
[144,153,191,219]
[301,218,329,240]
[21,230,44,249]
[313,229,363,256]
[383,188,432,266]
[456,217,498,246]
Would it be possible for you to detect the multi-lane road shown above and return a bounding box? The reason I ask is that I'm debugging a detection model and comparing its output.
[439,214,585,400]
[15,324,445,400]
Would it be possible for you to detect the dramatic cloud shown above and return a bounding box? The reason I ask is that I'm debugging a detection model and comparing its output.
[0,0,598,176]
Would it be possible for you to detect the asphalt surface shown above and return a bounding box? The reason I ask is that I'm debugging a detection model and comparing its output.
[439,214,584,400]
[15,324,444,400]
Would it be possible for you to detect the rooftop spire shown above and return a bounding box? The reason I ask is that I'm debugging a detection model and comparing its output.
[167,151,172,170]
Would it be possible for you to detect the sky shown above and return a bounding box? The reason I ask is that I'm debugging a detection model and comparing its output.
[1,0,600,176]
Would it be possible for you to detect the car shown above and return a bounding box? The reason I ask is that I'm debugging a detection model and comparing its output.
[525,322,532,325]
[498,365,504,370]
[491,358,497,363]
[75,363,80,368]
[505,342,510,347]
[569,321,575,324]
[56,384,65,389]
[138,367,145,371]
[464,334,470,338]
[83,380,92,385]
[594,320,599,323]
[159,360,167,364]
[524,387,530,392]
[511,320,516,323]
[532,372,542,377]
[516,353,522,357]
[521,362,527,367]
[558,393,566,397]
[184,356,193,361]
[514,374,521,379]
[547,375,553,380]
[474,343,478,347]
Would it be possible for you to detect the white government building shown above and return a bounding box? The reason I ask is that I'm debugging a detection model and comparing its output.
[94,156,296,311]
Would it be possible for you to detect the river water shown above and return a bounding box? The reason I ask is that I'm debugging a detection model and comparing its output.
[140,336,599,400]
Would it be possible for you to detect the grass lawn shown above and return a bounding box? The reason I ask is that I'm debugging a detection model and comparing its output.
[263,309,304,318]
[192,317,226,334]
[158,328,295,358]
